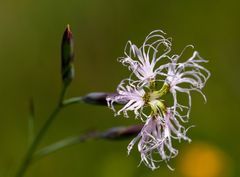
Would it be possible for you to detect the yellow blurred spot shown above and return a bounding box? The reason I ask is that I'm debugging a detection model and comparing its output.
[178,142,231,177]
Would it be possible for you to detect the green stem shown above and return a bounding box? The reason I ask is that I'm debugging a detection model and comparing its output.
[33,124,143,162]
[15,85,67,177]
[62,97,84,107]
[33,132,99,161]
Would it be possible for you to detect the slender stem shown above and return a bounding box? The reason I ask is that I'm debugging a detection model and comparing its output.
[62,97,84,107]
[33,124,143,162]
[15,85,67,177]
[33,132,100,161]
[34,136,84,160]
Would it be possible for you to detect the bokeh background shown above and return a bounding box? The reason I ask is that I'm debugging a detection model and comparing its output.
[0,0,239,177]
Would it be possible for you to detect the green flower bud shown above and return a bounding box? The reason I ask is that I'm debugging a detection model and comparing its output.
[61,24,74,86]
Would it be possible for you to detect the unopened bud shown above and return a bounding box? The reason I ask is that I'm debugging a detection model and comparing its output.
[61,24,74,86]
[82,92,117,106]
[101,125,143,140]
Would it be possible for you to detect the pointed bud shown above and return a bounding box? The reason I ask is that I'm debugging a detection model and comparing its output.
[61,24,74,86]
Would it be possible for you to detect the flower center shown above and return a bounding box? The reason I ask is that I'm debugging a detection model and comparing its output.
[142,83,170,115]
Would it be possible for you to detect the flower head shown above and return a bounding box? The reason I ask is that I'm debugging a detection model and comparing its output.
[107,30,210,170]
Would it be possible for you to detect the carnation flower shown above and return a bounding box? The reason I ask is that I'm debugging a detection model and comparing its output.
[107,29,210,170]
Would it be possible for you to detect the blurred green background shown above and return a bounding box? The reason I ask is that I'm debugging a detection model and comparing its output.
[0,0,239,177]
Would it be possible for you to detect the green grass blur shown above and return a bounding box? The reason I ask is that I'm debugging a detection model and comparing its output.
[0,0,239,177]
